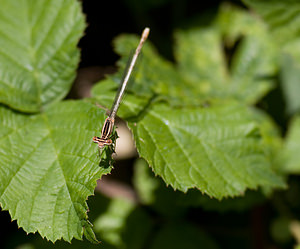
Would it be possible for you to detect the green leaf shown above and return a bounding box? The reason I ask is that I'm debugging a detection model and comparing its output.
[249,108,283,169]
[0,0,85,112]
[0,100,111,242]
[82,220,99,244]
[133,158,160,205]
[280,41,300,115]
[174,27,228,95]
[270,217,293,244]
[133,158,187,217]
[174,5,277,104]
[279,115,300,174]
[94,197,153,249]
[228,35,277,104]
[215,3,263,44]
[113,33,179,98]
[94,198,135,247]
[129,102,284,199]
[243,0,300,45]
[134,158,267,213]
[149,222,219,249]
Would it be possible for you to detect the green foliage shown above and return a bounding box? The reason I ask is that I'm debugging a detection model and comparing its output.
[243,0,300,45]
[0,0,85,112]
[279,116,300,174]
[94,198,153,249]
[243,0,300,115]
[175,4,278,105]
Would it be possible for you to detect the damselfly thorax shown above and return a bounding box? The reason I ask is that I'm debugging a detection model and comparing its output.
[92,117,114,148]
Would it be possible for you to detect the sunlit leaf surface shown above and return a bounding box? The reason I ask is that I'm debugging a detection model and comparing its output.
[0,101,111,242]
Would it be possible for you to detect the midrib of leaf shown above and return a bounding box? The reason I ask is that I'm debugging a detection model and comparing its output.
[0,122,30,143]
[24,0,42,107]
[137,112,212,192]
[26,157,56,232]
[0,43,31,72]
[157,122,209,189]
[30,1,59,52]
[38,19,80,72]
[35,3,71,68]
[144,122,196,189]
[201,139,252,188]
[42,114,84,239]
[0,0,84,111]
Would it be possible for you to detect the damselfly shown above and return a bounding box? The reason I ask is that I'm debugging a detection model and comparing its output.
[93,27,150,149]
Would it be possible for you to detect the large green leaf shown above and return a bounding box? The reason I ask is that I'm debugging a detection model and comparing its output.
[0,0,85,112]
[129,102,284,199]
[279,116,300,174]
[280,41,300,115]
[94,197,153,249]
[243,0,300,45]
[0,100,111,242]
[174,27,228,96]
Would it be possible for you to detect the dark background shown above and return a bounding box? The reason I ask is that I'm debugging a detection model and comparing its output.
[79,0,242,67]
